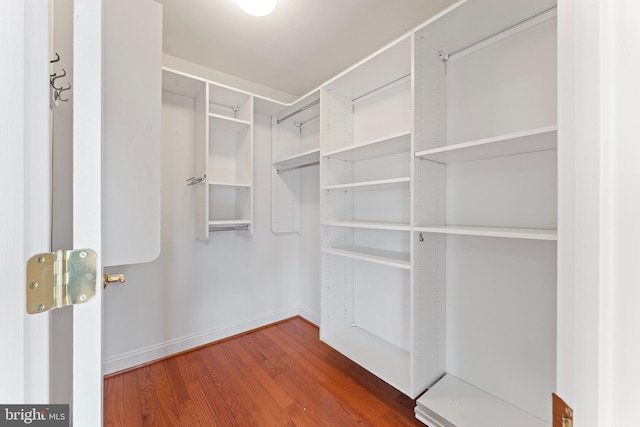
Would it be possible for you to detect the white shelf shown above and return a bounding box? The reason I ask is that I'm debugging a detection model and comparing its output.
[322,326,410,395]
[323,245,410,269]
[162,68,206,98]
[209,113,251,133]
[415,126,557,164]
[414,225,557,241]
[209,182,251,189]
[323,220,410,232]
[323,131,411,161]
[415,374,549,427]
[322,177,410,192]
[273,148,320,172]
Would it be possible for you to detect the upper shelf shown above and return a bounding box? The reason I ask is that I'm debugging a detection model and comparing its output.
[273,148,320,173]
[415,225,557,241]
[324,131,411,161]
[415,126,557,164]
[162,68,205,98]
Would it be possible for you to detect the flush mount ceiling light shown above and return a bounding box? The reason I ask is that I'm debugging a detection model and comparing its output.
[236,0,277,17]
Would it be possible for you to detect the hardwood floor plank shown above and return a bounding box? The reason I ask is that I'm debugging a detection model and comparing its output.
[263,323,393,422]
[149,362,182,425]
[137,366,163,427]
[121,371,144,427]
[213,343,297,426]
[104,372,124,427]
[245,329,372,426]
[104,317,424,426]
[185,350,239,426]
[164,357,190,405]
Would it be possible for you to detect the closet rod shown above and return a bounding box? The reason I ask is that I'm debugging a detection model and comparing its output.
[277,161,320,174]
[209,224,249,232]
[352,74,411,105]
[276,99,320,124]
[446,7,557,63]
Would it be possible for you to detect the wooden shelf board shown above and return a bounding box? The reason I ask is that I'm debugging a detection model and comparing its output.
[323,245,410,269]
[273,148,320,170]
[321,326,410,395]
[323,220,411,232]
[323,131,411,161]
[415,374,549,427]
[322,177,410,192]
[415,126,557,164]
[414,225,557,241]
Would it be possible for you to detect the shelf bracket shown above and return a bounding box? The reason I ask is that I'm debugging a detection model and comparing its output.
[438,49,449,63]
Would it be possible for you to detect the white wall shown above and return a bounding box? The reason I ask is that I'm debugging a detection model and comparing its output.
[102,88,320,373]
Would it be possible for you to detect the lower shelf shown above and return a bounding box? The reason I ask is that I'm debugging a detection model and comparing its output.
[415,374,549,427]
[321,326,410,396]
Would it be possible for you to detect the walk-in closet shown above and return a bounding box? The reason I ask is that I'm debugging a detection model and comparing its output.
[6,0,640,425]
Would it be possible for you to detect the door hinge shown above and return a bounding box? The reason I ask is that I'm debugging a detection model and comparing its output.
[553,393,573,427]
[26,249,97,314]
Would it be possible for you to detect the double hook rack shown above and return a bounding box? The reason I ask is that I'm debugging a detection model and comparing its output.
[50,53,71,108]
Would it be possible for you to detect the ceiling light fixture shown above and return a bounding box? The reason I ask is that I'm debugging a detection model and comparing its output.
[236,0,277,17]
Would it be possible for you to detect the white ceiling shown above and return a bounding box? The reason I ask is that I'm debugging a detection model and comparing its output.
[156,0,458,96]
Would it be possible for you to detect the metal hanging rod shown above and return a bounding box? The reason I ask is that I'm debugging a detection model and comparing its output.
[277,161,319,174]
[276,99,320,124]
[444,7,557,63]
[209,224,249,232]
[352,74,411,105]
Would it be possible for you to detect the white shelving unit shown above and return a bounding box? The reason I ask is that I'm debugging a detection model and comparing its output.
[162,68,254,241]
[413,0,558,425]
[320,34,439,398]
[270,91,321,233]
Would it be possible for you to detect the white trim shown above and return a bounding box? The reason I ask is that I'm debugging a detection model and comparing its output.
[23,0,52,404]
[0,0,26,403]
[103,306,299,374]
[298,307,320,326]
[72,0,102,424]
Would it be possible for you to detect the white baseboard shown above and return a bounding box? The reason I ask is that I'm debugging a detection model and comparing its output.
[103,306,299,375]
[298,306,320,326]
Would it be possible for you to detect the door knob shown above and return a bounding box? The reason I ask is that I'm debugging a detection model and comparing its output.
[103,271,125,288]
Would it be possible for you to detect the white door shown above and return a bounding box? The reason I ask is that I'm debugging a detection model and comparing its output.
[0,0,102,424]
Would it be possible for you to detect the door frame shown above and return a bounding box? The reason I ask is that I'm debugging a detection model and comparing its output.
[0,0,102,424]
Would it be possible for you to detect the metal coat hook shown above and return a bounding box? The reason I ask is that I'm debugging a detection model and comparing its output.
[57,83,72,102]
[51,69,67,90]
[49,55,71,108]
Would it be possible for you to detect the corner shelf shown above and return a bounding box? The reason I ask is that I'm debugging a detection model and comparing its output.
[323,245,410,269]
[415,225,557,241]
[415,126,557,164]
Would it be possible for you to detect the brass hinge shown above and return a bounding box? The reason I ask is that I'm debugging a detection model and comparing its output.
[26,249,97,314]
[553,393,574,427]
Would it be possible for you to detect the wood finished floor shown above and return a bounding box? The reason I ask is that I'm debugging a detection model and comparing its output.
[104,317,424,426]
